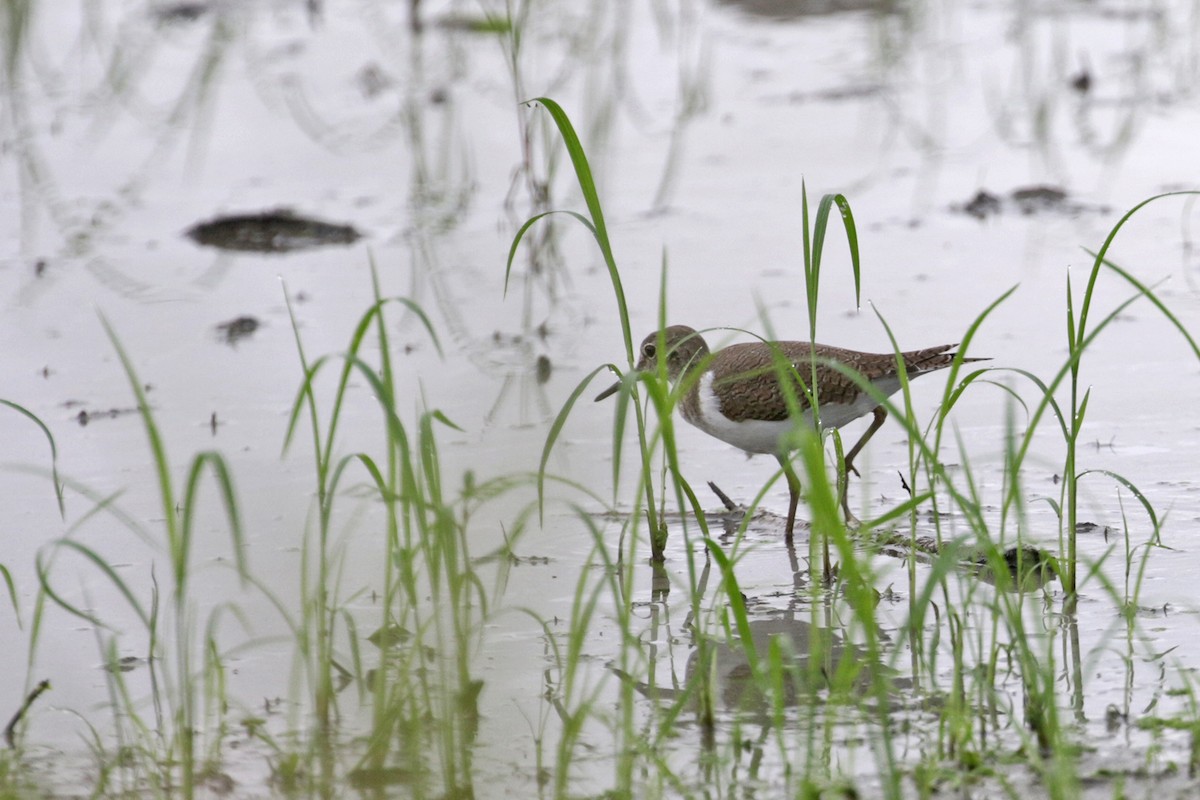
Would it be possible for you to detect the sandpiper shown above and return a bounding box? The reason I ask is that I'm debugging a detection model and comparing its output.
[596,325,978,539]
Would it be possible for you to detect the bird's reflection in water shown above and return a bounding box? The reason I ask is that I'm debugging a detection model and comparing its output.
[684,614,911,715]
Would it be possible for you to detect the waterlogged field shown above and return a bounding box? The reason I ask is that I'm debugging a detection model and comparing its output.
[3,1,1200,798]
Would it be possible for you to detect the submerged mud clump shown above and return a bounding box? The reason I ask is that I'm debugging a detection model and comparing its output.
[186,210,362,253]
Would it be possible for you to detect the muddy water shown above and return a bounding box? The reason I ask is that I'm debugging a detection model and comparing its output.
[2,0,1200,796]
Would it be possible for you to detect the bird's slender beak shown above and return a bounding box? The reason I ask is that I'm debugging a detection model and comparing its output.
[594,380,622,402]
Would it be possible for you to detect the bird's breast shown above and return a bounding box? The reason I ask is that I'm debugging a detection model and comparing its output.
[679,372,809,455]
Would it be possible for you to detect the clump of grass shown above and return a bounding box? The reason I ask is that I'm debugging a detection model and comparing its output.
[281,261,537,797]
[28,316,248,799]
[509,96,683,565]
[5,248,552,798]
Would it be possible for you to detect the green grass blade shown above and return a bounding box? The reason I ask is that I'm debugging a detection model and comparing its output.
[1075,191,1200,346]
[812,192,862,308]
[99,315,177,548]
[1093,253,1200,361]
[180,452,247,587]
[0,399,64,516]
[37,540,151,628]
[505,210,595,296]
[524,97,633,361]
[538,365,613,523]
[1,564,17,619]
[1078,469,1159,538]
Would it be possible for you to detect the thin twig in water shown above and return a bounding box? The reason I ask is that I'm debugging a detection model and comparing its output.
[4,679,50,748]
[707,481,738,511]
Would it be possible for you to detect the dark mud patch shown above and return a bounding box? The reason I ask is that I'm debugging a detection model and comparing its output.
[1075,520,1116,538]
[953,185,1109,220]
[216,315,261,346]
[186,210,362,254]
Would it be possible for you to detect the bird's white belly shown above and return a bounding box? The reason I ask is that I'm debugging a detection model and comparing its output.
[689,372,897,455]
[813,377,899,428]
[691,373,808,454]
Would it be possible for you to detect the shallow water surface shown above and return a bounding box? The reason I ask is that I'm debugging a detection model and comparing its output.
[2,0,1200,797]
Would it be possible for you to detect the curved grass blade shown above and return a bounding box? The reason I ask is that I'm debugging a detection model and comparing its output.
[180,452,247,588]
[99,314,176,539]
[1093,254,1200,361]
[0,399,64,516]
[1078,469,1160,542]
[523,97,633,360]
[36,540,151,629]
[1,564,17,619]
[803,185,862,341]
[812,191,862,307]
[1075,191,1200,347]
[505,209,596,296]
[538,365,614,522]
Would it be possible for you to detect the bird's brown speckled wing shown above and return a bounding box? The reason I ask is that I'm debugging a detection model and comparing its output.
[709,341,962,423]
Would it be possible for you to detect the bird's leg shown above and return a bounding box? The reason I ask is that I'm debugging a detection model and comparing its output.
[840,406,887,522]
[777,455,802,544]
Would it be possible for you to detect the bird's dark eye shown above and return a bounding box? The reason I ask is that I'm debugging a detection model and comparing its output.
[642,342,656,359]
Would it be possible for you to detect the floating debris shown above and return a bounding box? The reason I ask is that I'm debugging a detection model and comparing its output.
[356,63,394,99]
[1075,520,1114,539]
[1070,68,1092,94]
[774,84,884,105]
[74,407,140,426]
[216,315,260,345]
[102,656,145,673]
[186,210,362,254]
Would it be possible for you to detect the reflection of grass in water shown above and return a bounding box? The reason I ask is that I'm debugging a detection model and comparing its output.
[518,97,1200,794]
[279,261,538,797]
